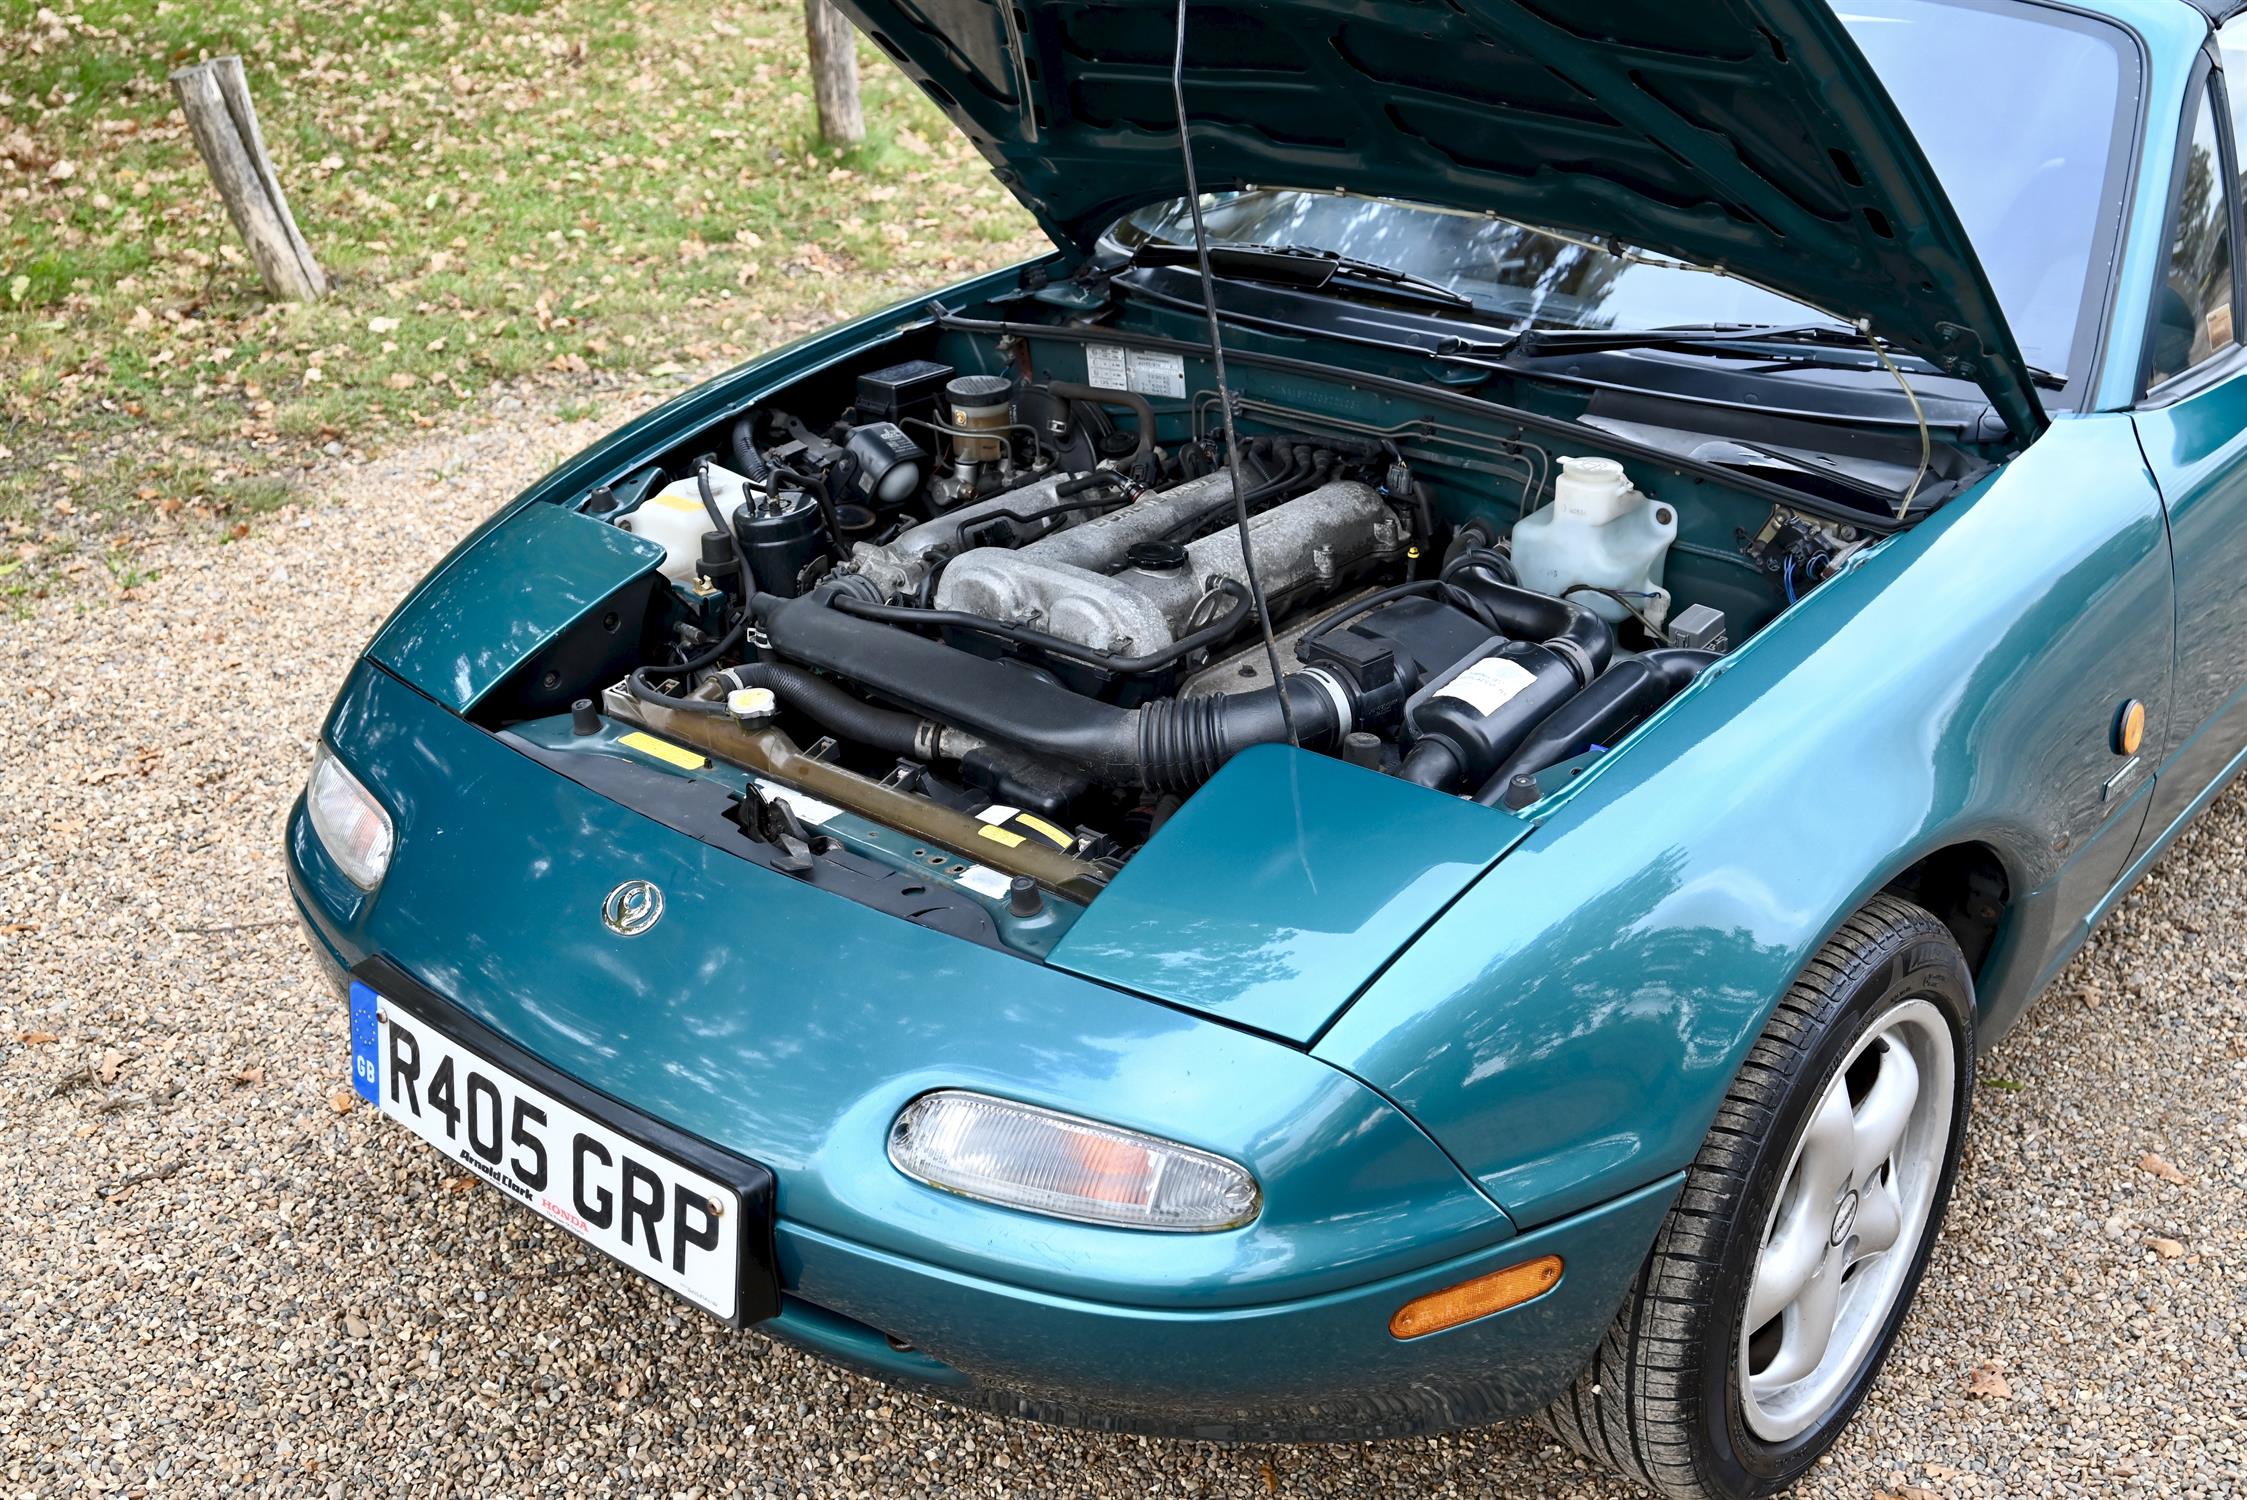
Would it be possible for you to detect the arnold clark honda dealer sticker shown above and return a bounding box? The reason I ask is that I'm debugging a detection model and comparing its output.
[1085,343,1187,398]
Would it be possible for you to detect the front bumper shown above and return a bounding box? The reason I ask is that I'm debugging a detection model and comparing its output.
[287,660,1678,1438]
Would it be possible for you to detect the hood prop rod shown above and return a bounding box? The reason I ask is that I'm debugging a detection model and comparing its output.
[1172,0,1296,747]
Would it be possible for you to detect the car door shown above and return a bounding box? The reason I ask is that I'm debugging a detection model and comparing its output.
[2132,48,2247,850]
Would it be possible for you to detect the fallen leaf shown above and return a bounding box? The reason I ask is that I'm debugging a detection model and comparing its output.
[367,315,399,333]
[1966,1364,2011,1400]
[444,1176,476,1192]
[327,1088,356,1114]
[1924,1463,1966,1481]
[2138,1152,2187,1185]
[232,1064,264,1086]
[95,1050,125,1084]
[1259,1458,1279,1495]
[2145,1236,2185,1259]
[16,1030,59,1044]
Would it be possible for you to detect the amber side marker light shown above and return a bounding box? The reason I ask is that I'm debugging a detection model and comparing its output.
[2115,699,2147,757]
[1388,1255,1564,1340]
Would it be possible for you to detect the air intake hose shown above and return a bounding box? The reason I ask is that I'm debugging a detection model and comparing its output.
[755,589,1350,791]
[1473,648,1720,803]
[1445,573,1614,686]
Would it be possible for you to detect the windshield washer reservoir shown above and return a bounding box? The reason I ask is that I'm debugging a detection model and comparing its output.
[1510,457,1678,628]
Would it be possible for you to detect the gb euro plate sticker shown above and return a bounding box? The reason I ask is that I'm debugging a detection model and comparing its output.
[348,980,382,1103]
[1436,656,1538,717]
[1085,344,1187,399]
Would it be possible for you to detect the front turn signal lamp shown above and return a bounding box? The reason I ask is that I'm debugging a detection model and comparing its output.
[887,1090,1261,1232]
[1389,1255,1564,1339]
[306,744,394,890]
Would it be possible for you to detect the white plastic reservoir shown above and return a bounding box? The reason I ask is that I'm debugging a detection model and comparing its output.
[1509,456,1678,627]
[619,463,755,584]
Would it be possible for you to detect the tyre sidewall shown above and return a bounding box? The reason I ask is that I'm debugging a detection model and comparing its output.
[1698,922,1976,1493]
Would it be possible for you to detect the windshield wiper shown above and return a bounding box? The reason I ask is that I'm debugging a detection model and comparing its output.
[1129,241,1475,311]
[1438,321,2067,389]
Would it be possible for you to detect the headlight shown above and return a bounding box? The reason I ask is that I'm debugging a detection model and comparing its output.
[887,1090,1261,1232]
[306,744,394,889]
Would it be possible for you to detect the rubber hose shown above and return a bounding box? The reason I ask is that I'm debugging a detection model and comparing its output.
[1474,648,1720,802]
[1047,382,1154,466]
[720,661,924,759]
[728,413,770,484]
[1446,574,1615,684]
[756,589,1346,790]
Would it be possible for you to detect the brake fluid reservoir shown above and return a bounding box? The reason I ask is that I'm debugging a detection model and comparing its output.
[1509,456,1678,626]
[619,464,754,584]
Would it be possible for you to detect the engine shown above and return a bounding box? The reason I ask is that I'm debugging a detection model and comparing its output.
[582,357,1755,892]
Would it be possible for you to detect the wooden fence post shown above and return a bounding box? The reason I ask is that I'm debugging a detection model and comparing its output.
[169,57,326,303]
[804,0,866,148]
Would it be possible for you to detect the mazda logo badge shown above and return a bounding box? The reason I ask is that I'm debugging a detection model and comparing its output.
[1830,1187,1861,1247]
[601,880,664,937]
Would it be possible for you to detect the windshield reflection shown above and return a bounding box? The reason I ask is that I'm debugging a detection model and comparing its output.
[1112,0,2129,380]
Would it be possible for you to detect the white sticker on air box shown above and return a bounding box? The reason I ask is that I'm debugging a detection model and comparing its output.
[1085,344,1186,399]
[1435,656,1538,717]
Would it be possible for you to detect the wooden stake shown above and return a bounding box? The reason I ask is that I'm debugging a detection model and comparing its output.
[169,57,326,303]
[804,0,865,148]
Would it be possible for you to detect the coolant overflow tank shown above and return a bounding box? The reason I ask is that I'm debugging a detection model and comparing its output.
[1509,456,1677,626]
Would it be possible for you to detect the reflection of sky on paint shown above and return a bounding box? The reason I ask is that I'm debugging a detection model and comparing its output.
[1128,0,2127,373]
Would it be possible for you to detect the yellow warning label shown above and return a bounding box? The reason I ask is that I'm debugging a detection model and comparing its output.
[618,731,709,770]
[1012,812,1072,847]
[647,491,705,512]
[977,824,1028,849]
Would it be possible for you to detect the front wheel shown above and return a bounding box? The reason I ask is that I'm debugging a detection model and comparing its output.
[1542,894,1975,1499]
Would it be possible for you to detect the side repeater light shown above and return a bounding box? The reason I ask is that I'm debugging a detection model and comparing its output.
[2114,699,2147,757]
[1389,1255,1564,1339]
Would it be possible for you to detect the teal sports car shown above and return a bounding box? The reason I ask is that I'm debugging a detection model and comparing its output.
[288,0,2247,1493]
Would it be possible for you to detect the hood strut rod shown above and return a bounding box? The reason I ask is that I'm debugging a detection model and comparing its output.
[1172,0,1297,748]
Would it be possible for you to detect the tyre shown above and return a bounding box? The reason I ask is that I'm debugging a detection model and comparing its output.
[1541,894,1975,1499]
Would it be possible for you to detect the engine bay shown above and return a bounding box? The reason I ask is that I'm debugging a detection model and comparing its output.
[503,318,1878,934]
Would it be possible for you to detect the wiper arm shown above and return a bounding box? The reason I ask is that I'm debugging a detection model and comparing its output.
[1129,241,1475,310]
[1436,320,2067,389]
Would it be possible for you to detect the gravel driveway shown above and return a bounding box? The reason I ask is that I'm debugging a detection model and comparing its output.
[5,395,2242,1498]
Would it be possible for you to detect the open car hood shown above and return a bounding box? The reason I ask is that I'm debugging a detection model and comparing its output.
[834,0,2049,445]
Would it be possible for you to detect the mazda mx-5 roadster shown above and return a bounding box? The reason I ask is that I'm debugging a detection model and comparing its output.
[289,0,2247,1493]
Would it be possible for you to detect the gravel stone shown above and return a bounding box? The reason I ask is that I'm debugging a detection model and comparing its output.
[4,395,2241,1496]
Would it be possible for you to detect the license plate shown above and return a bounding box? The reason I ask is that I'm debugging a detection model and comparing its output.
[349,977,770,1324]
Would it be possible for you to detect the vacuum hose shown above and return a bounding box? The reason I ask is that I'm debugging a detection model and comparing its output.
[728,411,771,484]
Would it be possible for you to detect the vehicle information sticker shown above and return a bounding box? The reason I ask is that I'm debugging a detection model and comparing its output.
[1085,344,1187,399]
[1435,656,1538,717]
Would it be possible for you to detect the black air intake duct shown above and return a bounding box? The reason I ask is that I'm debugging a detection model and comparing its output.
[755,590,1349,792]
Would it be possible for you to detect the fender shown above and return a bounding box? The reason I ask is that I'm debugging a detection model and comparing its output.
[1317,415,2176,1228]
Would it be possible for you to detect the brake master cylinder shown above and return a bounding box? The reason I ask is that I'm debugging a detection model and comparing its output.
[1509,456,1678,626]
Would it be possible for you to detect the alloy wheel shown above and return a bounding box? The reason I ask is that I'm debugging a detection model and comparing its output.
[1738,997,1957,1442]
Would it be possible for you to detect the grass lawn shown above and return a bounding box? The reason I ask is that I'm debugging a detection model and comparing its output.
[0,0,1041,606]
